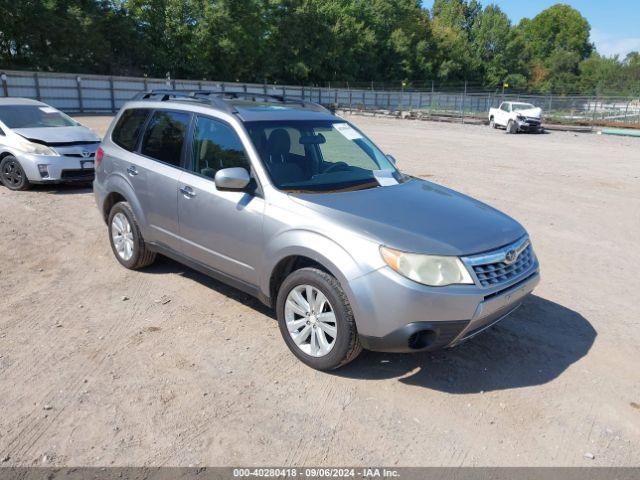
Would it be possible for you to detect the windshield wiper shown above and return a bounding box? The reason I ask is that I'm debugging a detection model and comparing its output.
[283,179,380,194]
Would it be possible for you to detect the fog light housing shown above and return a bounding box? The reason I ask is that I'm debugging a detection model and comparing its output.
[38,164,50,178]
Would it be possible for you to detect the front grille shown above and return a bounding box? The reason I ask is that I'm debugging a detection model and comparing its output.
[473,244,534,287]
[524,117,541,125]
[60,169,95,179]
[64,153,95,158]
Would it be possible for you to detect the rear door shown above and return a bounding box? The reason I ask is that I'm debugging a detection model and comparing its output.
[177,114,265,286]
[130,109,192,250]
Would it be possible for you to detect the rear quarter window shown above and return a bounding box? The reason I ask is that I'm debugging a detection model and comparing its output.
[112,109,150,151]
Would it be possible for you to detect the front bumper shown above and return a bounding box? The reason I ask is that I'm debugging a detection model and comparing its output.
[351,252,540,353]
[16,152,95,183]
[516,118,543,132]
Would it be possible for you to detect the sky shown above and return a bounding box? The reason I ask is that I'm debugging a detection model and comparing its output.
[421,0,640,58]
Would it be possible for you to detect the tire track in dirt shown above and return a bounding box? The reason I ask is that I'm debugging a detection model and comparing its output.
[3,270,151,461]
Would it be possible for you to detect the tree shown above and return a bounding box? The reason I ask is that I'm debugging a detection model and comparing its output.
[469,4,518,87]
[518,4,592,92]
[430,0,478,82]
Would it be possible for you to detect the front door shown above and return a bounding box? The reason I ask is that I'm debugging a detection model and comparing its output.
[177,115,265,286]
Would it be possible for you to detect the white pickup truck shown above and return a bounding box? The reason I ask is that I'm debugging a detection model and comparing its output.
[489,101,543,134]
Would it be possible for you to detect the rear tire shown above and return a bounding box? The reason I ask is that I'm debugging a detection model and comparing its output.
[107,201,156,269]
[276,267,362,370]
[489,117,497,129]
[0,156,30,190]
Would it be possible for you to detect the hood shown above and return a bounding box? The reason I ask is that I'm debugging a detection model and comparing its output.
[291,178,526,256]
[514,107,542,118]
[13,126,100,144]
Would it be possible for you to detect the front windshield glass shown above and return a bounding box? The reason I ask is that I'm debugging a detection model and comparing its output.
[246,120,406,193]
[511,103,535,112]
[0,105,78,128]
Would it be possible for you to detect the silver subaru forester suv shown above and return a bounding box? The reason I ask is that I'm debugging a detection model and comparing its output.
[94,91,540,370]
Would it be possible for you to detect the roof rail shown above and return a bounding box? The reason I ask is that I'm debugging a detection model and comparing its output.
[133,89,328,113]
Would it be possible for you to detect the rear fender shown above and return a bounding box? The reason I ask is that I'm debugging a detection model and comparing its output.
[104,173,148,235]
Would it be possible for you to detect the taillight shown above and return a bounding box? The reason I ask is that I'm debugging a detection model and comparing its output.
[95,147,104,168]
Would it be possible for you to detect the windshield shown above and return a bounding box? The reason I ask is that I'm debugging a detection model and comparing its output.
[0,105,78,129]
[511,103,535,112]
[245,120,406,193]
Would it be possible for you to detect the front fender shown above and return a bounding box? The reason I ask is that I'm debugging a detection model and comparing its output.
[260,229,376,320]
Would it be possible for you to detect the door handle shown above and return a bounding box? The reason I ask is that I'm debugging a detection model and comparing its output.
[126,165,138,176]
[180,185,196,198]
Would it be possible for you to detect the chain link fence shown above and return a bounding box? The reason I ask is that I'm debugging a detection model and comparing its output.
[1,69,639,129]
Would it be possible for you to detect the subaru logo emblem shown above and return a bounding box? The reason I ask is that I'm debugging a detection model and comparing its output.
[81,150,92,158]
[504,250,518,265]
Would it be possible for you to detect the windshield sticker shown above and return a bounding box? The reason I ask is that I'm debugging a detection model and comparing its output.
[373,170,399,187]
[334,123,363,140]
[39,107,58,114]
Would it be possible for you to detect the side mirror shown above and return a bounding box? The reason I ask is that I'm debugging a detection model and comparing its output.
[214,167,251,191]
[386,154,397,165]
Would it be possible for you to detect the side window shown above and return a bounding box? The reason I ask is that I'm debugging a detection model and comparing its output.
[500,103,509,112]
[112,109,149,151]
[140,110,191,167]
[0,126,4,136]
[191,116,250,179]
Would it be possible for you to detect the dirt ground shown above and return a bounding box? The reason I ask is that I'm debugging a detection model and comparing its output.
[1,114,639,467]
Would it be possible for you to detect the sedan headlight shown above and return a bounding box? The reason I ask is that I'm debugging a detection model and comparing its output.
[380,246,474,287]
[16,139,58,156]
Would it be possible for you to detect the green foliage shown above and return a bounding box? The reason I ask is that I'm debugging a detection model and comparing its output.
[0,0,637,94]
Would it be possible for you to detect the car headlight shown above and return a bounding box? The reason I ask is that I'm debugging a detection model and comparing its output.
[380,246,474,287]
[16,139,58,156]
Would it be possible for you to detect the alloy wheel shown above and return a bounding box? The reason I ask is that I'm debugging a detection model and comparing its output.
[111,212,135,261]
[284,284,337,357]
[2,160,23,187]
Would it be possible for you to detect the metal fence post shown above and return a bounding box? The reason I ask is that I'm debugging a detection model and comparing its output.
[109,76,116,112]
[1,73,9,97]
[34,72,41,101]
[461,81,467,124]
[76,76,84,113]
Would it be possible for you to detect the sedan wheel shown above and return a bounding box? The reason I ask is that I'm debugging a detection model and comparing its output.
[285,284,337,357]
[111,212,135,261]
[0,156,29,190]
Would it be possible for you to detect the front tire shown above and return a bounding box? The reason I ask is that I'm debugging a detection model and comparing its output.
[506,119,518,134]
[0,156,30,190]
[107,201,156,269]
[276,267,362,370]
